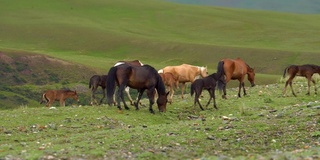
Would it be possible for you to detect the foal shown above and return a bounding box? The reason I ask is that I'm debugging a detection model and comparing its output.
[283,64,320,96]
[190,73,224,110]
[40,89,79,107]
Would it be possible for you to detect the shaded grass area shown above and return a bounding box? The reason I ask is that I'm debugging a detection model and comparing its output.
[0,83,319,159]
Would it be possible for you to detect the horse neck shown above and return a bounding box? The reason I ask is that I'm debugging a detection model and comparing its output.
[196,66,204,77]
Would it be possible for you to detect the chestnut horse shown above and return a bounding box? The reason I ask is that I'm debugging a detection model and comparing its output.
[283,64,320,96]
[106,64,169,114]
[191,73,225,110]
[159,72,179,104]
[216,58,255,98]
[89,75,108,105]
[159,64,208,99]
[114,60,143,105]
[40,89,79,107]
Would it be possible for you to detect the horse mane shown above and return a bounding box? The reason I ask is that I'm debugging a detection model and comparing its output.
[143,65,166,94]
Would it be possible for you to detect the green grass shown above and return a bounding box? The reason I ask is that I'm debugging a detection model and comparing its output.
[0,82,319,159]
[1,0,320,74]
[0,1,320,158]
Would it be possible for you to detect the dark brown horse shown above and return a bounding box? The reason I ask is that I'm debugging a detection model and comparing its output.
[40,89,79,107]
[191,73,225,110]
[283,64,320,96]
[159,72,179,104]
[114,60,144,105]
[216,58,255,98]
[89,75,108,105]
[106,64,169,114]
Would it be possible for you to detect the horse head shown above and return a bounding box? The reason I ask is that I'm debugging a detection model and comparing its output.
[247,68,256,87]
[199,66,208,78]
[157,92,169,112]
[73,91,79,102]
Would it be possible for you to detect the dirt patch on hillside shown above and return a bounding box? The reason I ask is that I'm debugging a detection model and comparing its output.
[0,51,98,85]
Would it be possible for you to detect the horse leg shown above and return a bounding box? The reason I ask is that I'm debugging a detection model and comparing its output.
[196,90,204,110]
[99,87,106,105]
[242,82,247,96]
[147,89,156,114]
[312,78,317,94]
[205,89,213,107]
[289,81,297,97]
[60,99,65,107]
[306,77,311,95]
[283,80,289,96]
[134,89,145,110]
[181,83,185,99]
[237,81,242,98]
[91,86,98,105]
[117,85,129,110]
[124,87,135,105]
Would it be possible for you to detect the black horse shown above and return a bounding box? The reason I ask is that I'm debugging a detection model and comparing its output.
[106,64,169,114]
[190,73,225,110]
[89,75,108,105]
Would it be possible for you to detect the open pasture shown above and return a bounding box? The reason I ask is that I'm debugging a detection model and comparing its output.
[1,81,319,159]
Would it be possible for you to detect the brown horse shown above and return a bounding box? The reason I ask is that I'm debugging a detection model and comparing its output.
[283,64,320,96]
[40,89,79,107]
[114,60,144,105]
[159,72,179,104]
[216,58,255,98]
[159,64,208,99]
[89,75,108,105]
[191,73,225,110]
[106,64,169,114]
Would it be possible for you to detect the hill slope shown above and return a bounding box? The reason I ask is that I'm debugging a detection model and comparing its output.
[0,0,319,73]
[166,0,320,14]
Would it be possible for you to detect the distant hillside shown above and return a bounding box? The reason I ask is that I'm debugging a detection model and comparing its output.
[166,0,320,14]
[0,51,98,109]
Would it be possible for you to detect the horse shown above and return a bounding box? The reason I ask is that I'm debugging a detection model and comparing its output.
[283,64,320,96]
[158,72,179,104]
[40,89,79,107]
[113,60,144,105]
[106,64,169,114]
[89,75,108,105]
[190,73,225,110]
[159,64,208,99]
[216,58,255,98]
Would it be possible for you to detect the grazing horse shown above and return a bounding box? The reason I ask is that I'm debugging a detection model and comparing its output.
[158,72,179,104]
[283,64,320,96]
[159,64,208,99]
[190,73,225,110]
[89,75,108,105]
[40,89,79,107]
[106,64,169,114]
[216,58,255,98]
[114,60,144,105]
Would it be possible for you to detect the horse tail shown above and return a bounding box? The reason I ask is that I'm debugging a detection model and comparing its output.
[106,67,118,105]
[217,61,225,80]
[40,93,47,104]
[89,78,92,89]
[216,61,226,90]
[283,67,288,78]
[190,83,195,96]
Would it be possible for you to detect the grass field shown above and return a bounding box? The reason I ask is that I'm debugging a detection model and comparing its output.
[0,0,320,159]
[1,82,319,159]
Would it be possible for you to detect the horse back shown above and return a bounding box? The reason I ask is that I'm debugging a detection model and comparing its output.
[222,58,248,78]
[163,64,198,82]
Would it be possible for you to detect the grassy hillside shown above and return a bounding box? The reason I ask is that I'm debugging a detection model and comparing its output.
[166,0,320,14]
[0,83,319,159]
[0,0,320,74]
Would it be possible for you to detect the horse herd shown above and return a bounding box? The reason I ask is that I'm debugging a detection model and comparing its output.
[40,58,320,114]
